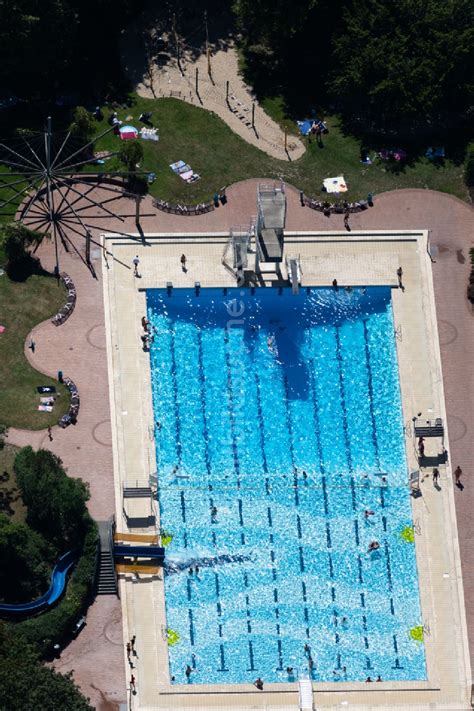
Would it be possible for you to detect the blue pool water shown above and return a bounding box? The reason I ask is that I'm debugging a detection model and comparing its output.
[146,286,426,685]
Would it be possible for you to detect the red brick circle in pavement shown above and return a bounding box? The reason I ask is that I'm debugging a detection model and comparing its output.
[9,180,474,704]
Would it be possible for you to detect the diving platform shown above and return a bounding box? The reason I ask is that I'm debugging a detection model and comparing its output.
[286,255,302,294]
[255,182,287,273]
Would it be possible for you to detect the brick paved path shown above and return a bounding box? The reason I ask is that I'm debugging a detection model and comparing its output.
[7,181,474,705]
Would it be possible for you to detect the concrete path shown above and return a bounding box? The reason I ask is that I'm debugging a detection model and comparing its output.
[8,180,474,705]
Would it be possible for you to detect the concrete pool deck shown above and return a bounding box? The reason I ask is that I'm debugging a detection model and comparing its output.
[9,182,474,709]
[102,226,471,709]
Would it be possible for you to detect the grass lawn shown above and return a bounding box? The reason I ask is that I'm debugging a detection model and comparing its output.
[0,443,26,522]
[0,272,69,430]
[91,95,470,203]
[0,94,470,217]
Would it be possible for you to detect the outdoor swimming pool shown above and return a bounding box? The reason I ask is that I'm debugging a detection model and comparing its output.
[146,286,426,685]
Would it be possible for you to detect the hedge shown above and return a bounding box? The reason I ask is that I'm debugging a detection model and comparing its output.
[9,521,98,657]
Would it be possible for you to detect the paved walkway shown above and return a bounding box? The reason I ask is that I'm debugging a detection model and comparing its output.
[8,181,474,705]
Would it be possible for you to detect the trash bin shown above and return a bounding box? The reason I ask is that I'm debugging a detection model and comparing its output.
[58,371,63,384]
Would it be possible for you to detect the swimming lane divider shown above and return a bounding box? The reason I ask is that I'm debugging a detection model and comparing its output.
[169,326,182,465]
[362,320,381,469]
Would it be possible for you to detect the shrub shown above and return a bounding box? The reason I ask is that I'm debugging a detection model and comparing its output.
[119,140,144,173]
[465,143,474,187]
[0,624,93,710]
[68,106,95,143]
[8,446,98,656]
[14,448,90,552]
[10,520,98,657]
[0,514,53,603]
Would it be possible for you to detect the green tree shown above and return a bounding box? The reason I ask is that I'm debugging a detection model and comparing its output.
[119,140,144,173]
[0,0,77,98]
[14,448,90,551]
[330,0,474,129]
[0,625,93,711]
[234,0,320,84]
[69,106,96,143]
[0,514,52,603]
[465,142,474,187]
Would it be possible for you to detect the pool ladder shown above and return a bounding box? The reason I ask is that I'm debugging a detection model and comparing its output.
[298,677,313,710]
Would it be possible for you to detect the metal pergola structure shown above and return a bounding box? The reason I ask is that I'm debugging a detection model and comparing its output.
[0,117,152,277]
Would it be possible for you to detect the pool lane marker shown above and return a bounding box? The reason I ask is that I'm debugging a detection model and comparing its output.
[219,643,229,672]
[223,330,241,486]
[282,375,298,505]
[334,327,354,477]
[247,641,255,671]
[328,554,335,578]
[384,540,393,591]
[188,609,195,645]
[254,372,269,477]
[307,356,325,474]
[196,330,212,476]
[180,491,186,523]
[354,518,360,546]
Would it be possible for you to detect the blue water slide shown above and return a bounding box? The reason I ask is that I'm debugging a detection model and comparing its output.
[113,544,165,561]
[0,550,78,616]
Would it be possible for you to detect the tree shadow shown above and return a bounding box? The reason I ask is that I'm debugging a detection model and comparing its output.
[6,255,54,283]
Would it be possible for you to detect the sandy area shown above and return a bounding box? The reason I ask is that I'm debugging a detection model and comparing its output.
[121,17,305,162]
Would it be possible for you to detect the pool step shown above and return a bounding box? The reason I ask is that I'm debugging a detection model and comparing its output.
[123,486,153,498]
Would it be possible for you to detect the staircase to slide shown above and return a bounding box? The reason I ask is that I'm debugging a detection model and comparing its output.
[97,520,118,595]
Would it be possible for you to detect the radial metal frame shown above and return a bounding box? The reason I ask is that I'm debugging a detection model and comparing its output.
[0,116,153,277]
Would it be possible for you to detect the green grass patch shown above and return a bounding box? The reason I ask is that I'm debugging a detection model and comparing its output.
[0,273,69,429]
[0,443,26,522]
[91,95,469,203]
